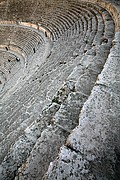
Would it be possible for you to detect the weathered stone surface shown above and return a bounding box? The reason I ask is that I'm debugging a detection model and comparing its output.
[0,0,119,180]
[44,32,120,180]
[16,126,68,180]
[43,146,96,180]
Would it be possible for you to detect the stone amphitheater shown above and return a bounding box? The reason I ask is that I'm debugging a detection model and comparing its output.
[0,0,120,179]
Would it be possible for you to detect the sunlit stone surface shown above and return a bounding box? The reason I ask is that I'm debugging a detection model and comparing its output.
[0,0,120,179]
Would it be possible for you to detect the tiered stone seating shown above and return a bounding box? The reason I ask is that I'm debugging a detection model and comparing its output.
[0,26,44,55]
[0,9,89,164]
[14,6,116,178]
[0,0,119,180]
[0,24,45,98]
[9,27,43,58]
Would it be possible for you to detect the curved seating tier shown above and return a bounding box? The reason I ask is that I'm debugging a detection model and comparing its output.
[0,24,46,97]
[0,26,44,58]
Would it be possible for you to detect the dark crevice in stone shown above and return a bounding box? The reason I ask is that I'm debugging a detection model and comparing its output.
[65,144,80,154]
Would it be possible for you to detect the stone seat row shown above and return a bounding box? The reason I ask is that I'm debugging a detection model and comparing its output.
[32,1,102,40]
[36,1,109,41]
[0,26,44,58]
